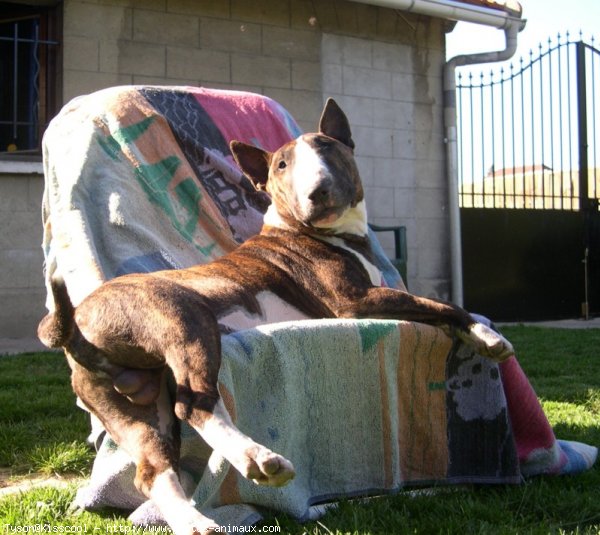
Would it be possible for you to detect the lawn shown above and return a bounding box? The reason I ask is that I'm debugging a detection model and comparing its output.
[0,325,598,534]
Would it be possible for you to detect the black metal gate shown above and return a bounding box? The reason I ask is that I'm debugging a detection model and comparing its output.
[457,35,600,321]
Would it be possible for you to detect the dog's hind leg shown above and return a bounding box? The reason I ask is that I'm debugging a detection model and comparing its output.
[69,358,218,535]
[163,335,295,488]
[193,397,295,487]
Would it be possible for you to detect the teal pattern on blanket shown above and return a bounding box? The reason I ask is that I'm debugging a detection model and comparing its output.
[134,157,216,257]
[358,319,398,353]
[97,116,156,161]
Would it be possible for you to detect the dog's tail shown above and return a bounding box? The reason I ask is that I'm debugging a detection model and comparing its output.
[37,275,75,348]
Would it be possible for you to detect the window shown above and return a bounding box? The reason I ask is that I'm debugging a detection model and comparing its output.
[0,3,61,157]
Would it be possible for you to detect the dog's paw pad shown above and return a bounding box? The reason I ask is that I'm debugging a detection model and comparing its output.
[468,323,514,362]
[244,448,295,487]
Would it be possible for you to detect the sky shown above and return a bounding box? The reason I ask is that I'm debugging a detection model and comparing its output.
[446,0,600,68]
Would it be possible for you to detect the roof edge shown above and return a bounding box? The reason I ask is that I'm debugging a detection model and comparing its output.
[348,0,524,29]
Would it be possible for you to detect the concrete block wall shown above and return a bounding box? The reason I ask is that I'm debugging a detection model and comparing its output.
[1,0,452,340]
[0,170,46,339]
[321,29,449,297]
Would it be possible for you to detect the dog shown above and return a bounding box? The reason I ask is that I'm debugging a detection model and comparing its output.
[38,98,513,534]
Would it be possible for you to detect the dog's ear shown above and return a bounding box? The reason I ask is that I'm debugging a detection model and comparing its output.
[318,98,355,150]
[230,141,272,191]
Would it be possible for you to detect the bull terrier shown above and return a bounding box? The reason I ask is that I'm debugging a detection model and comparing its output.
[38,98,513,535]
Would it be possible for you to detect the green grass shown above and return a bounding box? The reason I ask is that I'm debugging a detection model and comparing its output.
[0,327,599,534]
[0,352,93,476]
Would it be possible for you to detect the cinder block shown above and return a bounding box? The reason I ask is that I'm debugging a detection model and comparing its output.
[63,70,133,102]
[64,2,132,40]
[117,41,166,76]
[394,158,416,189]
[354,155,374,187]
[167,47,230,82]
[416,217,448,251]
[95,0,165,9]
[27,176,44,211]
[99,41,119,73]
[0,212,41,251]
[263,88,321,129]
[365,186,395,218]
[413,131,445,162]
[413,103,443,132]
[133,9,199,47]
[416,245,449,281]
[208,82,264,95]
[372,157,406,188]
[0,249,44,289]
[63,36,99,71]
[0,288,47,339]
[340,36,372,68]
[329,95,374,127]
[263,26,320,61]
[168,0,230,19]
[231,54,291,89]
[372,41,412,73]
[321,33,343,65]
[416,188,448,218]
[0,177,29,211]
[231,0,291,27]
[373,99,413,130]
[134,75,197,86]
[200,18,261,54]
[290,0,321,30]
[322,63,342,94]
[394,187,417,219]
[391,72,415,104]
[393,72,437,105]
[353,126,393,158]
[392,129,416,160]
[415,159,445,190]
[343,66,391,99]
[292,60,321,91]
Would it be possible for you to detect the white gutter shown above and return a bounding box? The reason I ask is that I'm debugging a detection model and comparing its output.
[349,0,522,29]
[349,0,525,305]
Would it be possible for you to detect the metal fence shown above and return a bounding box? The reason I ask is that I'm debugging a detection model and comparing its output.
[457,34,600,211]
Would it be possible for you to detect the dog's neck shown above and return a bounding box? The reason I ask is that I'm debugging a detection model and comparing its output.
[262,200,369,237]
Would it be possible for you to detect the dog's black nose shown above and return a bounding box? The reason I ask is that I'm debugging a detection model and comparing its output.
[308,181,331,203]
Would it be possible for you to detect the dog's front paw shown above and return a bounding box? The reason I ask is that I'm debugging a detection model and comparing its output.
[459,323,514,362]
[238,446,296,487]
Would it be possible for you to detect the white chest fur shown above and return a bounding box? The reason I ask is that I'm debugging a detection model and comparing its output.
[217,291,310,332]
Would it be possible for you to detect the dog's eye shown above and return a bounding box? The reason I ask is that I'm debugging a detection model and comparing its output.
[278,160,287,170]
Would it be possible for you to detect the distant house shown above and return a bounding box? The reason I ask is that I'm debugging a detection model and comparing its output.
[0,0,523,340]
[461,164,600,210]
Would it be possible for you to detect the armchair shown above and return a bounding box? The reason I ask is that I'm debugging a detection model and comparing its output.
[40,86,596,529]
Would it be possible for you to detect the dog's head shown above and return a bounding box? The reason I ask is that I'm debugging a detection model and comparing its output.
[230,99,367,236]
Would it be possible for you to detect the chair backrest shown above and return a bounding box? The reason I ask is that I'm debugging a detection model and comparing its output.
[369,224,408,286]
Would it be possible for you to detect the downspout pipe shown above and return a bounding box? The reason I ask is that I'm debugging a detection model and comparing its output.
[444,19,524,305]
[349,0,525,305]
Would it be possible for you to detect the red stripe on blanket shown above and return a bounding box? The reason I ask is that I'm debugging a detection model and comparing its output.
[500,357,558,461]
[191,88,300,151]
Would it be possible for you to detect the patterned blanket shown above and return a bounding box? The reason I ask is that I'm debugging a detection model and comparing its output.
[41,86,597,530]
